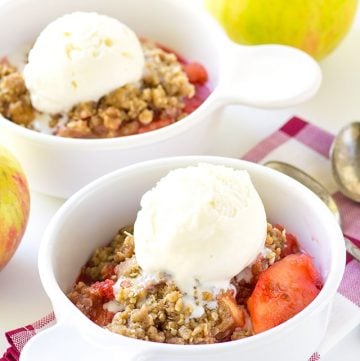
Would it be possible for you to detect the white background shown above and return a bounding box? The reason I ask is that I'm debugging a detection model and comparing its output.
[0,0,359,359]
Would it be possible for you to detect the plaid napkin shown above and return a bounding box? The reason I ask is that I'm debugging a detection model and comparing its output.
[1,117,359,361]
[1,313,55,361]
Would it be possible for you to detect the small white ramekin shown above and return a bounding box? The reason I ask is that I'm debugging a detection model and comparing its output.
[0,0,321,198]
[21,156,344,361]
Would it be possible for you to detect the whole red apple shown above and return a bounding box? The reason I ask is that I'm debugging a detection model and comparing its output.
[0,145,30,271]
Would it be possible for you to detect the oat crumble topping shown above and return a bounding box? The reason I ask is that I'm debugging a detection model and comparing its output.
[68,223,296,344]
[0,40,209,138]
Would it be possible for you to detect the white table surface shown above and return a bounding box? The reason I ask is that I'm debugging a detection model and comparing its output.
[1,3,360,360]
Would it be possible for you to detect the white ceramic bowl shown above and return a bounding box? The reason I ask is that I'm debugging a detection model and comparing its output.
[0,0,321,199]
[22,156,345,361]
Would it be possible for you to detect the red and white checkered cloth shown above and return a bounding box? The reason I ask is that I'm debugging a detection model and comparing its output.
[1,117,359,361]
[1,314,55,361]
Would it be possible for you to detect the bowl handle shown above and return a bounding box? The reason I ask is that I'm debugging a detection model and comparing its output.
[19,322,140,361]
[212,43,322,109]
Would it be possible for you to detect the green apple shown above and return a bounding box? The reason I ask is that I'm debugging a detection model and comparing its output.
[205,0,358,59]
[0,145,30,271]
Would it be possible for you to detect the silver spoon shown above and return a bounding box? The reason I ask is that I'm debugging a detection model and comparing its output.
[264,160,360,262]
[330,122,360,202]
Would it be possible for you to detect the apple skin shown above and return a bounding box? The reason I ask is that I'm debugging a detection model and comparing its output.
[205,0,358,60]
[0,145,30,271]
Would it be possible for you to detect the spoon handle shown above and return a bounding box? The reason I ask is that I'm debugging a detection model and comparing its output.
[344,237,360,262]
[264,161,360,263]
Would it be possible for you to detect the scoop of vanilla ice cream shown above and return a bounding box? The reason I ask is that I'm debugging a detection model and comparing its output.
[23,12,144,113]
[134,163,267,297]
